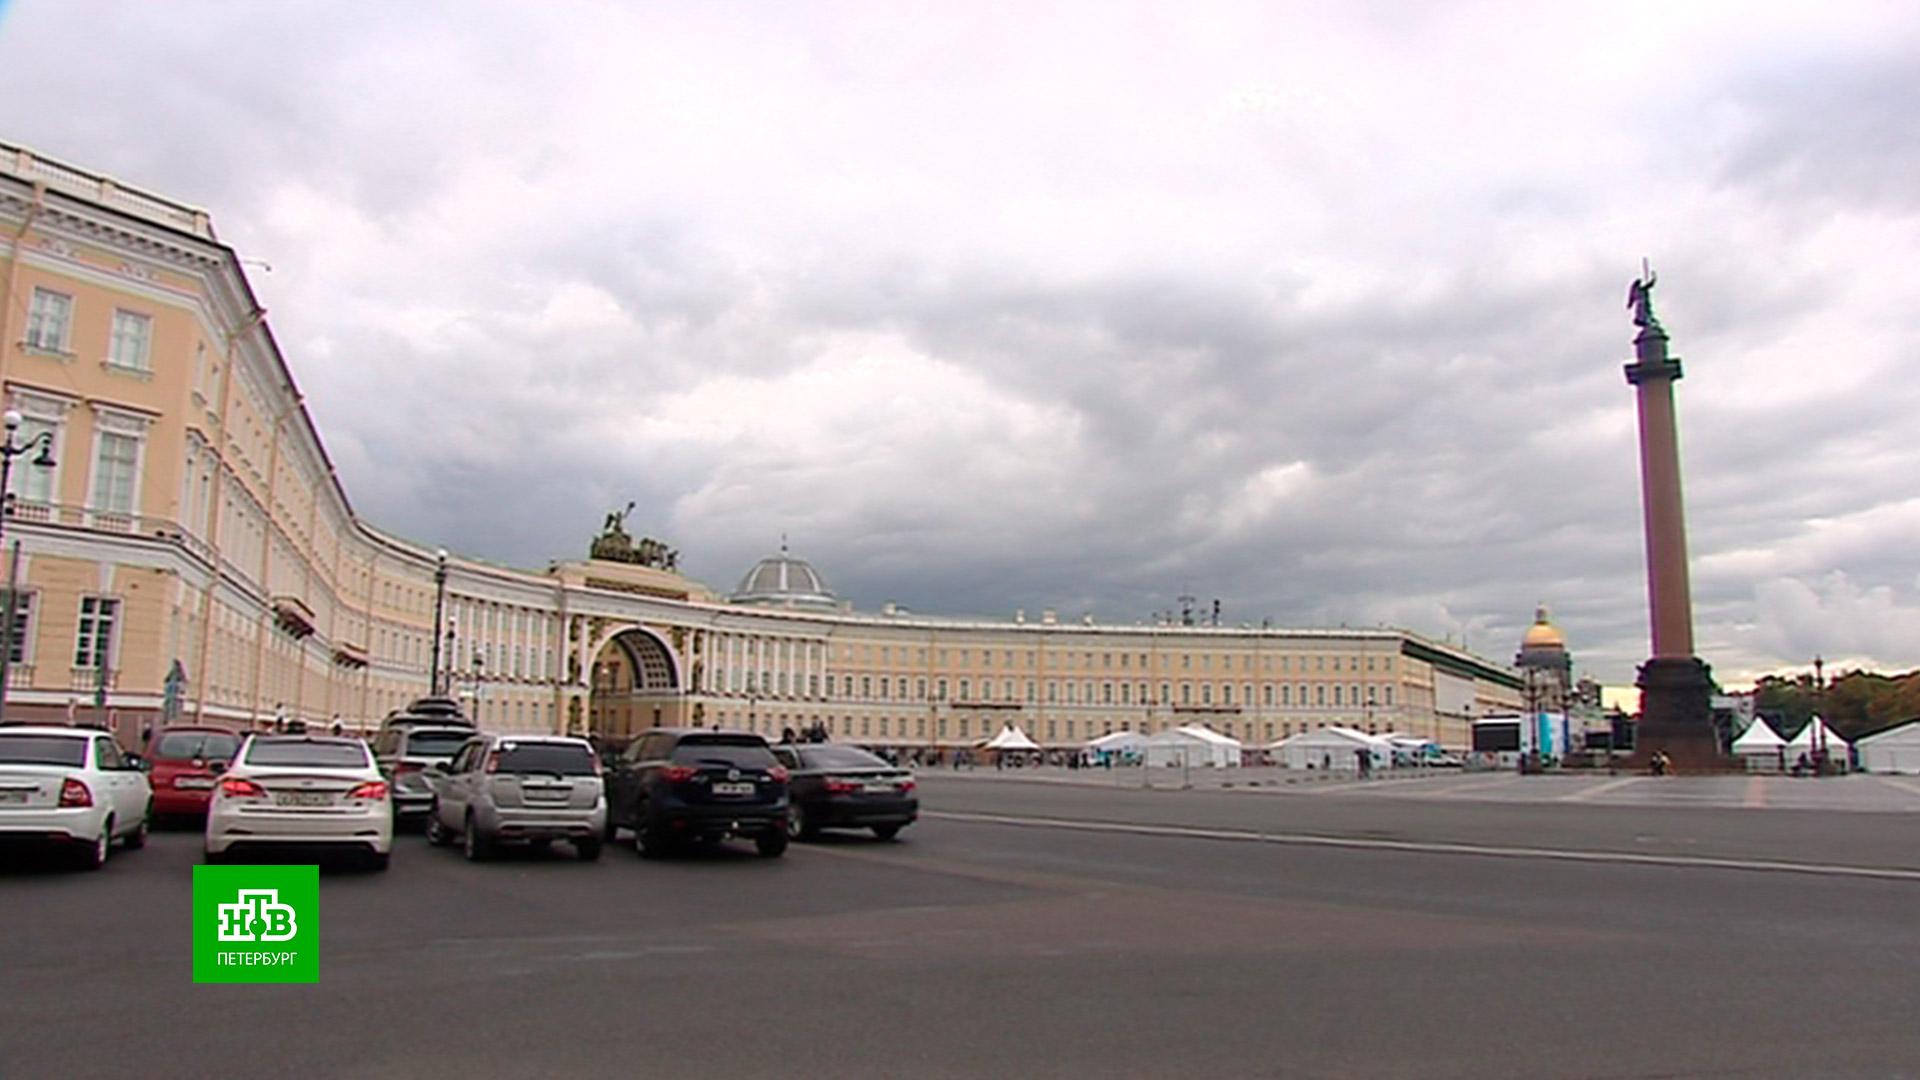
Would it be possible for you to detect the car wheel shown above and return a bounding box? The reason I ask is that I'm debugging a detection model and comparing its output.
[636,820,670,859]
[575,837,603,862]
[202,846,227,865]
[786,804,820,841]
[755,831,789,858]
[75,818,113,870]
[424,806,451,847]
[871,823,903,841]
[124,805,151,850]
[463,815,492,862]
[366,850,391,872]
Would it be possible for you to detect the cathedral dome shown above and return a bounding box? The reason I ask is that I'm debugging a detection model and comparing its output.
[1519,605,1567,652]
[731,544,837,609]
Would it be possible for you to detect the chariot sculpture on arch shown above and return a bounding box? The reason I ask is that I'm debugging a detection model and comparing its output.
[589,501,680,570]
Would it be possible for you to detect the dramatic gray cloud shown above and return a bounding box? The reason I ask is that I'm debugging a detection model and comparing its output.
[3,0,1916,686]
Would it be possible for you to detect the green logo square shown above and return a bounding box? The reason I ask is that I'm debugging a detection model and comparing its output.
[192,864,320,983]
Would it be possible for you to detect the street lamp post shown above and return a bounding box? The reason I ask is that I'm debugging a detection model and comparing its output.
[429,548,448,695]
[470,651,485,727]
[0,409,56,723]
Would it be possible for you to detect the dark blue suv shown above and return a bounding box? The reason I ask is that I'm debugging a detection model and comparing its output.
[605,729,790,858]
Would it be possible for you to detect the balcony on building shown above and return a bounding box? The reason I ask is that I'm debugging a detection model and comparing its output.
[271,595,317,639]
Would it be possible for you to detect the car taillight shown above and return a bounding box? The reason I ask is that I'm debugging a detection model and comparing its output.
[768,765,789,783]
[823,777,860,794]
[661,764,697,782]
[346,781,389,801]
[897,778,916,793]
[220,777,267,799]
[59,778,93,808]
[393,761,423,775]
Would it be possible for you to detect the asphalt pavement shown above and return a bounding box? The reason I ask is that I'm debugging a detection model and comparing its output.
[4,778,1918,1079]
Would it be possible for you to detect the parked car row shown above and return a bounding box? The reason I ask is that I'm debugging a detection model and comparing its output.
[0,713,918,872]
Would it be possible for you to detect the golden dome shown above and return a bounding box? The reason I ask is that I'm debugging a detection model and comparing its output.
[1521,605,1566,649]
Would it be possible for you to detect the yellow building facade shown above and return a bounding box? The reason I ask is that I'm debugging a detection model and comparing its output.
[0,142,1520,750]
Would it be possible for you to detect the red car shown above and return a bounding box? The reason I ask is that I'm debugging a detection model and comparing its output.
[145,726,243,819]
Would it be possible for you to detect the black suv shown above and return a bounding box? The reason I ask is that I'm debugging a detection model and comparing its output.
[606,729,790,858]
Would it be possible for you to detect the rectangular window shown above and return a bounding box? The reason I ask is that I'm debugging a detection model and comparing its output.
[2,589,34,664]
[108,310,153,371]
[91,431,140,514]
[25,289,72,351]
[74,596,119,669]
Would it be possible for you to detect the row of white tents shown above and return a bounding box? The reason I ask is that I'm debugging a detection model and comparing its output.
[988,716,1920,774]
[1730,714,1920,773]
[984,724,1436,771]
[1729,714,1849,769]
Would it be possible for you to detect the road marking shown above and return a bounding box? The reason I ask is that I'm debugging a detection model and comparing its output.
[922,810,1920,882]
[1556,777,1644,803]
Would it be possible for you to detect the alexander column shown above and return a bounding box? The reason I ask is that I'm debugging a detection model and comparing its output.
[1622,268,1720,768]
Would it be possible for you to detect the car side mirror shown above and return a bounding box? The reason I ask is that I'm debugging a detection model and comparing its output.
[126,754,147,772]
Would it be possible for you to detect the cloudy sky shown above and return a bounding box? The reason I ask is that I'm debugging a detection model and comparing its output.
[3,1,1915,687]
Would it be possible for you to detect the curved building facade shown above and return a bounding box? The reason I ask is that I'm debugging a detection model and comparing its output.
[0,143,1521,750]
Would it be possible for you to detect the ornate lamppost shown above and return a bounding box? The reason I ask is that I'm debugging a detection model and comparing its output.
[429,548,448,695]
[0,409,56,722]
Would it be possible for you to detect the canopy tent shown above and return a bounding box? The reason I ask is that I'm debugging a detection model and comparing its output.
[1730,717,1787,771]
[1269,726,1395,771]
[1383,733,1443,763]
[1785,716,1849,756]
[1856,720,1920,774]
[1731,718,1785,753]
[1084,730,1149,753]
[1144,725,1242,768]
[982,725,1041,752]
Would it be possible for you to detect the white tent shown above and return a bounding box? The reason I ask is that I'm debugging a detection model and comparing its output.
[1785,716,1849,758]
[1856,721,1920,774]
[1085,730,1148,753]
[1144,725,1242,768]
[982,725,1040,752]
[1269,726,1394,771]
[1730,717,1787,771]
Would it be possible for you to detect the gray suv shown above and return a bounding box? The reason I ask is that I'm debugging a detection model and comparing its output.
[371,724,473,828]
[425,734,606,861]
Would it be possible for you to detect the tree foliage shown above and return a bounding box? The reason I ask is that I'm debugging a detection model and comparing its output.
[1751,669,1920,741]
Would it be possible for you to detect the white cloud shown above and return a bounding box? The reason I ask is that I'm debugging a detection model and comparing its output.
[1,1,1916,682]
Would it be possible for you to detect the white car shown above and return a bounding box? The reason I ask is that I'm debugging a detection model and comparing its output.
[0,725,152,870]
[205,735,393,870]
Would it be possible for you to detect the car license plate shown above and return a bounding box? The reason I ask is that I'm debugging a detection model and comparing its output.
[863,782,897,794]
[712,781,754,796]
[176,776,215,789]
[0,789,29,805]
[525,788,567,801]
[272,791,333,807]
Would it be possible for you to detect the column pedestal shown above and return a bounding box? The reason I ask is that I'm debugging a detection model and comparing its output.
[1627,656,1726,771]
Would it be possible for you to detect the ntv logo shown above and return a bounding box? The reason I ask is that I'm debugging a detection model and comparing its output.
[193,865,318,983]
[217,889,299,942]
